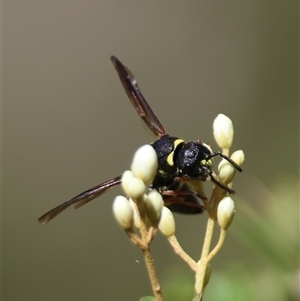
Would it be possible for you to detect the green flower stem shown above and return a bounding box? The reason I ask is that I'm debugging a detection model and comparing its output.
[126,230,148,249]
[139,211,163,301]
[168,235,197,271]
[146,227,156,245]
[195,217,215,294]
[207,228,227,262]
[143,247,163,301]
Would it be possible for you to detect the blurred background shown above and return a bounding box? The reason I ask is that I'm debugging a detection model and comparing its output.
[3,1,298,301]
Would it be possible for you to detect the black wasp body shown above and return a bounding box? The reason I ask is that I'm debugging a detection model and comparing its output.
[151,136,212,187]
[39,56,241,224]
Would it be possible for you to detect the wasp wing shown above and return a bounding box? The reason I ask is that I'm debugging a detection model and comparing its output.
[39,57,169,224]
[38,176,122,224]
[111,56,168,138]
[162,182,204,214]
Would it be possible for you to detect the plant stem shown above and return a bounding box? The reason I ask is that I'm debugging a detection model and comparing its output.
[195,217,215,294]
[139,210,163,300]
[168,235,197,271]
[143,247,163,301]
[207,228,226,262]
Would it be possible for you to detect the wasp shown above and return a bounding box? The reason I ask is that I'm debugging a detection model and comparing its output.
[38,56,242,224]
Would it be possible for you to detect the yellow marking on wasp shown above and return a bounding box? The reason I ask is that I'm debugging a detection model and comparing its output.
[202,142,213,154]
[166,139,184,166]
[201,159,213,167]
[202,143,213,167]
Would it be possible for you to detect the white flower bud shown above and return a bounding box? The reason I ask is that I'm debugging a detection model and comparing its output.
[112,195,134,230]
[218,159,235,184]
[121,170,146,201]
[131,144,158,186]
[217,196,235,229]
[145,190,163,226]
[213,114,234,149]
[230,150,245,167]
[121,170,134,187]
[129,198,141,228]
[158,207,176,237]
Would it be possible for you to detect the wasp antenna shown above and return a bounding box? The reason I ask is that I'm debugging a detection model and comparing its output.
[206,151,242,172]
[209,173,235,194]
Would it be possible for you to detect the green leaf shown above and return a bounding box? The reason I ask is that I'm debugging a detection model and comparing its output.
[139,296,156,301]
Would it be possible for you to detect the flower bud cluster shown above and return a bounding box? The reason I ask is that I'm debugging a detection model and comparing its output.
[213,114,245,188]
[212,114,244,231]
[113,144,169,232]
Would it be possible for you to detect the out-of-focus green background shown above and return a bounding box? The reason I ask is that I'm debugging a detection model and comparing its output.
[3,1,298,301]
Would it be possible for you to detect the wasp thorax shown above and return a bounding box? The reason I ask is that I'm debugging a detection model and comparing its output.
[152,136,184,176]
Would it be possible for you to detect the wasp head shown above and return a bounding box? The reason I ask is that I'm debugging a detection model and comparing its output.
[176,141,213,180]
